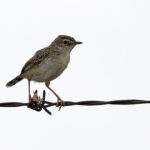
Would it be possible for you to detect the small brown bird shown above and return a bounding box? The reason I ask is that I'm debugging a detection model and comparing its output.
[6,35,82,106]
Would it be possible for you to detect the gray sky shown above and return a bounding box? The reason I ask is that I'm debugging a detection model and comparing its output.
[0,0,150,149]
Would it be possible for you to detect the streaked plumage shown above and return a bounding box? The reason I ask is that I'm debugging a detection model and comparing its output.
[6,35,82,106]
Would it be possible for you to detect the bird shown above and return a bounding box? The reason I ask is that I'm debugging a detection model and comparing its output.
[6,35,82,107]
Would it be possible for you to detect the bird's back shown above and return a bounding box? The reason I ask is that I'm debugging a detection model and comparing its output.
[21,46,70,82]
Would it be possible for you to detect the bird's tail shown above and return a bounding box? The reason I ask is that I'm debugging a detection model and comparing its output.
[6,75,23,87]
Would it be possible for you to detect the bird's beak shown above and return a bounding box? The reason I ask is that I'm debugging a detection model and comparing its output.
[74,41,83,45]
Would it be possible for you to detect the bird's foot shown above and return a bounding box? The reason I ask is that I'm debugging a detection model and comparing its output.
[56,98,64,111]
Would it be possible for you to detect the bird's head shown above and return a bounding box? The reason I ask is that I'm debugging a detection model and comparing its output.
[51,35,82,53]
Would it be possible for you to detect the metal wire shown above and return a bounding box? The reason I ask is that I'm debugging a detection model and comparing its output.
[0,90,150,115]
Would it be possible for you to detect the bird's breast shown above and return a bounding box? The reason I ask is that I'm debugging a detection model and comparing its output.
[31,53,70,82]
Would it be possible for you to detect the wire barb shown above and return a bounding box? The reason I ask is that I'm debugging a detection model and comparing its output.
[1,90,150,115]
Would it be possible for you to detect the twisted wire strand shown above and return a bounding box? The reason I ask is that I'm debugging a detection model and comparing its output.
[0,90,150,115]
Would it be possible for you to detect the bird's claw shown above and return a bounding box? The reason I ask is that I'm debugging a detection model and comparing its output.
[56,98,64,111]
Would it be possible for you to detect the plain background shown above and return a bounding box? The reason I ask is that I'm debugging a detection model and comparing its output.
[0,0,150,149]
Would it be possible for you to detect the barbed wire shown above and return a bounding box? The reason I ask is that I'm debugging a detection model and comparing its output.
[1,90,150,115]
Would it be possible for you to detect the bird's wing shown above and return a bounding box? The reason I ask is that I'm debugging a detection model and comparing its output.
[21,47,49,74]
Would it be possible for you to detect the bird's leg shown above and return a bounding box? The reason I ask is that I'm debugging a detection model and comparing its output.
[28,80,32,102]
[45,82,64,110]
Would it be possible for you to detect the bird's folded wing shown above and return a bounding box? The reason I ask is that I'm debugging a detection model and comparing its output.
[21,48,49,74]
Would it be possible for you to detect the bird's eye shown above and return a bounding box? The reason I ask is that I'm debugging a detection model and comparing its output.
[64,40,68,45]
[64,40,71,45]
